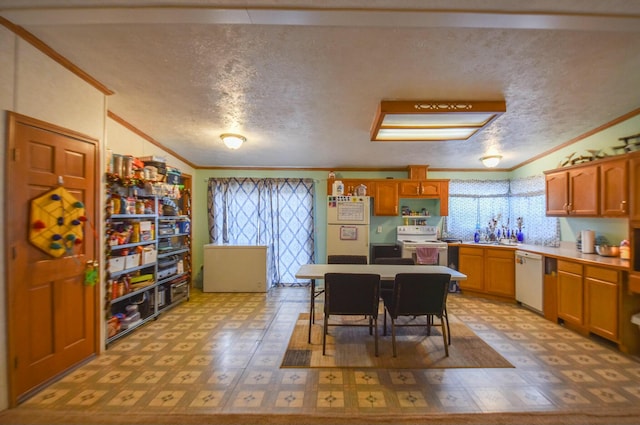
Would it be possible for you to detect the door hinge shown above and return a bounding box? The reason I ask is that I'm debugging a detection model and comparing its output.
[12,148,20,162]
[14,357,18,369]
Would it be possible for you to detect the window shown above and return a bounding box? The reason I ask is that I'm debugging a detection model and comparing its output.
[445,176,559,246]
[207,178,315,285]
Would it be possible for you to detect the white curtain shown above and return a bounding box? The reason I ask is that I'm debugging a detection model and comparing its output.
[445,176,559,246]
[207,178,315,286]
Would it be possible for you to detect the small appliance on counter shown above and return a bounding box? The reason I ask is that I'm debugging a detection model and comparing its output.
[581,229,596,254]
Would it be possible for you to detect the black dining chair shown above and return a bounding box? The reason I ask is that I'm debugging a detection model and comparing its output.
[323,273,381,356]
[381,273,451,357]
[373,257,415,296]
[310,255,370,326]
[327,255,368,264]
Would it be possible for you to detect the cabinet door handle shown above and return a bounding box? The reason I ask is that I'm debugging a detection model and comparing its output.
[416,186,419,194]
[620,200,627,213]
[395,205,398,214]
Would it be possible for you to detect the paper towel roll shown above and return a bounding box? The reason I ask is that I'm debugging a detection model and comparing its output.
[581,230,595,254]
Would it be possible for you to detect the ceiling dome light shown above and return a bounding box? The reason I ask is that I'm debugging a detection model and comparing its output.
[480,155,502,168]
[220,133,246,150]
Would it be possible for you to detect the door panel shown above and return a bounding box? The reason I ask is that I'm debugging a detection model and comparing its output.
[7,113,98,405]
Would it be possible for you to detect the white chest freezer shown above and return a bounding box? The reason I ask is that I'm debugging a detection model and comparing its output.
[203,244,268,292]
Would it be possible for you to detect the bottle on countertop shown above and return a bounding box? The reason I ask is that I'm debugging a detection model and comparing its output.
[474,224,480,243]
[620,240,630,260]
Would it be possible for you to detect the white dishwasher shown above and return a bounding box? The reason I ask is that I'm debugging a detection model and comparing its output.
[515,250,543,314]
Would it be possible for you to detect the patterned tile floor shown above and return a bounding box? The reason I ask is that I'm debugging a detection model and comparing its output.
[17,287,640,418]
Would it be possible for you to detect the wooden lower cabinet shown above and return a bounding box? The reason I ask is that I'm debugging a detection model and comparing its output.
[485,248,515,297]
[458,246,515,299]
[557,260,621,342]
[557,260,584,327]
[458,246,485,292]
[585,265,619,341]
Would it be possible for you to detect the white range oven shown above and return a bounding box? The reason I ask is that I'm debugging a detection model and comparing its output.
[396,225,448,266]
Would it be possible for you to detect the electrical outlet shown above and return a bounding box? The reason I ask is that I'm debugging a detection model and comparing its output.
[377,225,382,233]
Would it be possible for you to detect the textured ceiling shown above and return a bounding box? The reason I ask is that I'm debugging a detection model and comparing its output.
[2,1,640,170]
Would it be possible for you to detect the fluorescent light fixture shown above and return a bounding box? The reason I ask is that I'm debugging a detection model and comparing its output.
[371,100,506,142]
[220,133,246,149]
[480,155,502,168]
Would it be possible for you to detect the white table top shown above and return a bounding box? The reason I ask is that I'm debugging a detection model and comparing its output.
[295,263,467,281]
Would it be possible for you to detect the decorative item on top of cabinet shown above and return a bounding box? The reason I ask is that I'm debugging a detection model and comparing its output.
[327,179,374,196]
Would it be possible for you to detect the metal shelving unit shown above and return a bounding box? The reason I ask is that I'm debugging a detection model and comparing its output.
[105,176,191,345]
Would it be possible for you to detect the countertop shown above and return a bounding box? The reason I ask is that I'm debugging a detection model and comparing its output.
[454,241,630,270]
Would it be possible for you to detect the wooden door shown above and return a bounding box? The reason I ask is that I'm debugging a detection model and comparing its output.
[545,171,569,216]
[598,158,628,217]
[7,113,99,405]
[569,166,599,216]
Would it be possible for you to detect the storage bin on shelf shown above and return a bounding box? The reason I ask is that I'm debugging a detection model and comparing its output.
[141,246,157,265]
[109,257,125,273]
[124,253,140,269]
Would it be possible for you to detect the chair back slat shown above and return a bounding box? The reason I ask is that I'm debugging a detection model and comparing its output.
[374,257,415,265]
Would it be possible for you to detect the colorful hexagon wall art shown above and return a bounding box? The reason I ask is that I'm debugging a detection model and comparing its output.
[29,186,86,257]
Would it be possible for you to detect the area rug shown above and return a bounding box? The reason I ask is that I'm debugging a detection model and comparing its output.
[281,313,513,369]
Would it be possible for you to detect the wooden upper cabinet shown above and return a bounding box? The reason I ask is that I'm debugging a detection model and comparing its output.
[399,181,422,197]
[374,181,398,216]
[545,170,569,216]
[435,180,449,216]
[545,164,599,216]
[569,166,599,216]
[408,165,428,180]
[399,180,440,197]
[629,153,640,221]
[600,158,628,217]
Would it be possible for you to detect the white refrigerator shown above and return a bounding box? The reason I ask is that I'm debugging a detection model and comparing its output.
[326,196,371,262]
